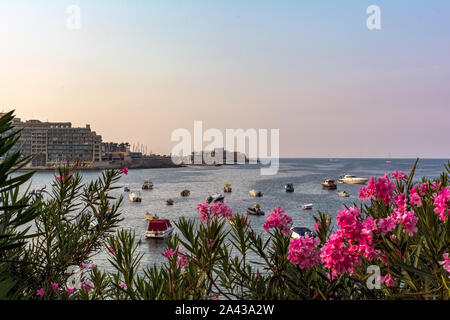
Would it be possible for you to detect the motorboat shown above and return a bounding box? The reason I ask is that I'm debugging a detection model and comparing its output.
[166,199,174,206]
[337,191,350,198]
[249,189,263,198]
[337,175,368,185]
[206,192,225,204]
[29,186,46,198]
[124,184,130,192]
[285,183,294,192]
[145,219,174,239]
[129,190,142,202]
[145,213,159,222]
[180,190,190,197]
[322,179,337,189]
[224,184,232,193]
[291,227,315,239]
[142,180,153,190]
[302,204,313,210]
[247,204,265,216]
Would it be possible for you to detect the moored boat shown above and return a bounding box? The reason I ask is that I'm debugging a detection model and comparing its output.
[337,175,368,185]
[129,190,142,202]
[302,204,313,210]
[142,180,153,190]
[166,199,174,205]
[206,192,225,204]
[291,227,315,239]
[322,179,337,189]
[337,190,350,198]
[145,213,159,221]
[124,184,130,192]
[180,190,190,197]
[249,189,263,198]
[247,204,265,215]
[285,182,294,192]
[224,184,232,193]
[145,219,174,239]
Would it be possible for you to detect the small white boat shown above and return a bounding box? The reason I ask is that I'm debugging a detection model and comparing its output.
[249,189,263,198]
[124,184,130,192]
[146,219,174,239]
[337,175,368,185]
[337,191,350,198]
[129,190,142,202]
[206,192,225,204]
[302,204,313,210]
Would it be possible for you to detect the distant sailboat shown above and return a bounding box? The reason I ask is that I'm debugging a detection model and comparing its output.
[386,153,392,164]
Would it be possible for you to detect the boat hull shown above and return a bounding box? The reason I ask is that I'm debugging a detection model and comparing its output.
[145,227,174,239]
[247,208,265,215]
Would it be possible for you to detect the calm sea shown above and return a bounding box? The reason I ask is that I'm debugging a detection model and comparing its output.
[23,158,449,271]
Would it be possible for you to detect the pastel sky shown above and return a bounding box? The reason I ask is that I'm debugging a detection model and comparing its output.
[1,0,449,158]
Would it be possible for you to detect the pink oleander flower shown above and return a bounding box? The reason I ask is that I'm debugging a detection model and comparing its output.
[320,206,381,278]
[57,173,72,182]
[81,263,89,270]
[431,181,442,191]
[50,282,59,291]
[122,167,128,175]
[263,206,293,236]
[197,201,234,222]
[359,174,396,205]
[36,288,44,297]
[120,282,127,289]
[108,246,115,254]
[176,248,189,269]
[65,286,75,294]
[419,182,429,195]
[91,264,97,270]
[378,215,398,236]
[439,253,450,274]
[380,273,395,287]
[409,186,422,207]
[162,248,175,258]
[80,281,94,293]
[401,210,418,236]
[313,221,321,232]
[433,187,450,222]
[288,234,321,269]
[210,296,220,300]
[391,170,408,182]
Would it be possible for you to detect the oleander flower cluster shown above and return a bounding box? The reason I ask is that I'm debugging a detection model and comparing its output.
[263,206,293,236]
[197,201,234,222]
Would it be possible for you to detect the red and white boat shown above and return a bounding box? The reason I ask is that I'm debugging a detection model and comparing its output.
[146,219,174,239]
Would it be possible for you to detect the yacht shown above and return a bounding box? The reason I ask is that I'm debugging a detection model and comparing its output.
[223,184,232,193]
[337,175,368,185]
[302,204,313,210]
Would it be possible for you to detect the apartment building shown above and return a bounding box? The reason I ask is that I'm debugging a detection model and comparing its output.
[7,116,102,167]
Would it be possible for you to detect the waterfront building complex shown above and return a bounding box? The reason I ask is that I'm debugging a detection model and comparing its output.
[3,114,102,167]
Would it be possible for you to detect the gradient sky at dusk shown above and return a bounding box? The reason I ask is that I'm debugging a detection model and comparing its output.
[1,0,449,158]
